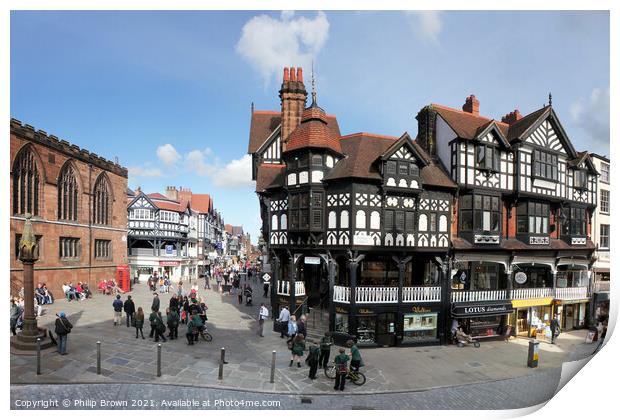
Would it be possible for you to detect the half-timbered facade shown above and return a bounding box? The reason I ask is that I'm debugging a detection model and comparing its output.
[418,95,598,339]
[250,68,457,346]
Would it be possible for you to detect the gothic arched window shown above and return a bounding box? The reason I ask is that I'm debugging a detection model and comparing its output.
[93,175,111,225]
[58,163,78,221]
[12,146,40,216]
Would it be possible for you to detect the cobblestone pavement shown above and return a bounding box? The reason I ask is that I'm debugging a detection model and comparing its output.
[11,280,599,399]
[10,367,561,410]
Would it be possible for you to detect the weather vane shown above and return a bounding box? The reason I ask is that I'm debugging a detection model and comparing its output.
[311,60,317,106]
[548,92,552,106]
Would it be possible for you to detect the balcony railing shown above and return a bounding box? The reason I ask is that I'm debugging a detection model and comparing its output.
[555,287,588,301]
[593,282,610,293]
[511,288,554,300]
[332,286,440,304]
[402,286,441,302]
[276,280,306,296]
[451,289,507,303]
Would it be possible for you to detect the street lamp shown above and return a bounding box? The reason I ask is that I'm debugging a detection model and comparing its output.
[11,214,53,351]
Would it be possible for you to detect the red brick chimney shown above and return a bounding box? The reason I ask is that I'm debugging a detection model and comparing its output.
[462,95,480,116]
[501,109,523,124]
[279,66,307,150]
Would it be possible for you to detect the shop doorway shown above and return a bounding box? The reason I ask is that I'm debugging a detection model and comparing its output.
[376,313,397,346]
[564,305,575,330]
[296,255,329,309]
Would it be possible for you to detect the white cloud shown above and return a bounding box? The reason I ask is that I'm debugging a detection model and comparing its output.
[405,11,443,44]
[156,143,181,166]
[185,149,216,177]
[236,11,330,84]
[211,155,253,188]
[127,165,163,178]
[570,87,610,153]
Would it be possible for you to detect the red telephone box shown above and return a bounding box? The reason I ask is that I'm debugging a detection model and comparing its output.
[116,265,130,292]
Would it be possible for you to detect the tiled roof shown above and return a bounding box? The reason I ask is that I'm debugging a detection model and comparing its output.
[147,192,167,199]
[412,142,458,189]
[432,104,509,139]
[506,106,550,142]
[285,106,342,154]
[190,193,212,213]
[151,199,182,212]
[248,111,281,154]
[224,224,233,234]
[255,163,285,193]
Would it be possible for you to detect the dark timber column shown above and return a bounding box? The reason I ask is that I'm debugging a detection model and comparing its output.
[271,253,280,318]
[328,253,336,331]
[393,254,412,343]
[289,252,297,316]
[348,252,365,338]
[440,256,451,345]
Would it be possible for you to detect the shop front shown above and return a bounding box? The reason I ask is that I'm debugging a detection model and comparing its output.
[555,299,589,330]
[451,301,513,339]
[509,298,554,340]
[401,305,442,345]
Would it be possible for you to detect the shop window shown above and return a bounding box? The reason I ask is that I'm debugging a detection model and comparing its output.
[513,266,552,288]
[359,257,399,287]
[533,150,558,181]
[335,313,349,333]
[467,315,503,338]
[356,316,376,345]
[403,312,438,343]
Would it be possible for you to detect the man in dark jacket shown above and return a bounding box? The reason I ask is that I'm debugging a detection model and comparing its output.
[151,293,160,312]
[149,310,167,342]
[169,294,179,313]
[112,295,123,326]
[54,312,73,355]
[123,295,136,328]
[297,316,307,339]
[550,315,561,344]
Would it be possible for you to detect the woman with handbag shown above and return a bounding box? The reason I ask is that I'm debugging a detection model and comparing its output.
[134,307,145,339]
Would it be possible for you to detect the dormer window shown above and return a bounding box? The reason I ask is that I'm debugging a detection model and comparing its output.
[533,150,558,181]
[476,145,500,172]
[574,169,587,189]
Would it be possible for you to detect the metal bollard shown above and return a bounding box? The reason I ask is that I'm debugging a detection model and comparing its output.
[218,347,225,380]
[527,340,540,368]
[157,344,162,377]
[96,341,101,375]
[36,338,41,375]
[270,350,276,383]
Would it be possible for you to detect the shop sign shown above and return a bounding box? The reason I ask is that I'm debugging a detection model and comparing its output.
[514,272,527,285]
[304,256,321,265]
[452,301,513,317]
[165,245,174,256]
[159,260,180,267]
[411,306,432,313]
[335,306,348,314]
[353,233,375,246]
[358,308,374,315]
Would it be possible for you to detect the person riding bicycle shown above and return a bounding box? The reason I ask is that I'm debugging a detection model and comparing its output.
[346,339,363,373]
[333,348,350,391]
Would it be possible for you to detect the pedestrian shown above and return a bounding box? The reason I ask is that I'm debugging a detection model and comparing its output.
[289,333,306,367]
[287,315,298,345]
[319,331,334,369]
[186,316,196,345]
[238,286,243,305]
[204,275,210,290]
[297,314,307,339]
[263,281,269,298]
[550,315,561,344]
[112,294,123,326]
[149,310,167,342]
[258,302,269,337]
[54,312,73,355]
[334,348,350,391]
[277,306,291,338]
[306,340,320,379]
[592,321,608,354]
[190,310,205,342]
[177,280,184,297]
[151,292,160,313]
[159,278,165,294]
[166,307,179,340]
[347,339,363,373]
[134,307,145,339]
[169,294,179,313]
[123,295,135,328]
[10,298,20,336]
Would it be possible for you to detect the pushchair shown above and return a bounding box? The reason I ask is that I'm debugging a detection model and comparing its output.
[454,329,480,348]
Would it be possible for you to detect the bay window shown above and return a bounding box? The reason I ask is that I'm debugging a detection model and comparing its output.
[460,193,501,233]
[517,201,549,234]
[574,169,587,189]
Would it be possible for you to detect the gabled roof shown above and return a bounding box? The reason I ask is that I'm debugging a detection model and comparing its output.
[506,106,550,142]
[190,193,212,213]
[432,104,509,140]
[248,111,281,154]
[255,163,286,193]
[568,151,599,175]
[474,120,511,148]
[379,132,424,162]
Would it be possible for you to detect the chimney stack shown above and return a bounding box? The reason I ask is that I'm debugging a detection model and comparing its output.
[279,66,308,150]
[165,186,179,201]
[462,95,480,116]
[501,109,523,124]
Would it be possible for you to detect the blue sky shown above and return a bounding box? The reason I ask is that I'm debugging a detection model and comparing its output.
[10,11,609,242]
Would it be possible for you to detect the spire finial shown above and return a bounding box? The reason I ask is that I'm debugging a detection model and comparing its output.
[548,92,552,106]
[311,60,317,107]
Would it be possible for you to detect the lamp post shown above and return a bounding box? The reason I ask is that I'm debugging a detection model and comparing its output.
[11,214,52,350]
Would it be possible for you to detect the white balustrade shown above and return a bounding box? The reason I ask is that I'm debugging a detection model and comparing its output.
[355,287,399,304]
[402,286,441,302]
[277,280,306,296]
[451,289,507,303]
[510,288,553,300]
[333,286,350,303]
[555,287,588,300]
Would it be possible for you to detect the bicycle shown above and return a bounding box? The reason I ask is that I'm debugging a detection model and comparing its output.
[195,326,213,342]
[324,364,366,386]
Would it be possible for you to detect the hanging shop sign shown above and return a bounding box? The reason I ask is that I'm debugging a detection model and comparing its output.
[304,256,321,265]
[514,272,527,285]
[451,301,513,317]
[159,260,180,267]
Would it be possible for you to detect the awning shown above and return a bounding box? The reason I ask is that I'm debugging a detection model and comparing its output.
[511,297,554,308]
[553,299,591,305]
[451,301,514,318]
